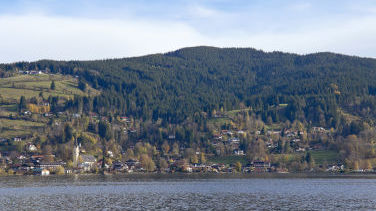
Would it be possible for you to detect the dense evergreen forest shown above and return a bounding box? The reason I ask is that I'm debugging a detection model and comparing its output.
[2,46,376,127]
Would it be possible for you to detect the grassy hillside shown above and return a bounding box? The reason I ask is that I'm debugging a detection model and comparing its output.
[0,74,99,101]
[0,73,99,139]
[0,119,45,138]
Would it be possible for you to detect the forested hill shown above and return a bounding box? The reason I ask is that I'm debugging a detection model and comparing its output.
[2,46,376,127]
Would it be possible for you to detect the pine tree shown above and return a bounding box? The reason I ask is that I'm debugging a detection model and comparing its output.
[18,96,26,112]
[50,80,56,90]
[98,121,111,169]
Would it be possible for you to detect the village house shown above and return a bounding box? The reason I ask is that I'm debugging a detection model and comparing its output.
[221,130,233,136]
[227,138,241,150]
[120,116,131,123]
[22,70,43,75]
[267,130,281,135]
[172,159,192,172]
[312,127,328,133]
[296,147,306,152]
[26,143,37,152]
[89,112,98,119]
[252,161,271,172]
[72,113,81,118]
[33,168,50,176]
[0,156,9,169]
[237,130,245,134]
[35,161,66,171]
[192,163,211,172]
[233,149,245,156]
[292,139,301,143]
[44,112,53,117]
[213,134,223,140]
[29,70,43,75]
[41,101,50,106]
[326,164,345,172]
[13,137,22,142]
[112,161,128,171]
[78,154,97,171]
[41,169,50,176]
[266,140,275,149]
[214,112,226,118]
[17,155,26,160]
[20,162,35,172]
[211,163,226,172]
[228,138,240,144]
[31,155,45,161]
[107,151,114,158]
[125,159,140,170]
[285,131,297,138]
[168,135,176,140]
[129,128,137,133]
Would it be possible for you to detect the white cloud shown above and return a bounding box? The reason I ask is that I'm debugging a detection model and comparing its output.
[0,10,375,63]
[0,15,208,63]
[201,15,376,58]
[187,5,221,18]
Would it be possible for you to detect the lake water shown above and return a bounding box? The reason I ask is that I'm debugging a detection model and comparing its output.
[0,174,375,210]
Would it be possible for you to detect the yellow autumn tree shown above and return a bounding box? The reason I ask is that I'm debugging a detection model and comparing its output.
[26,104,50,113]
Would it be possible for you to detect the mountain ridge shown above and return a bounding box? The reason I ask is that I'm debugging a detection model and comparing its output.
[2,46,375,65]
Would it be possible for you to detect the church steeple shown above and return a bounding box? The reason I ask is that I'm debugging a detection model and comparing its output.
[72,138,80,168]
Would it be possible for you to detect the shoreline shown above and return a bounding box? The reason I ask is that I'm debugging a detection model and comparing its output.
[7,172,376,179]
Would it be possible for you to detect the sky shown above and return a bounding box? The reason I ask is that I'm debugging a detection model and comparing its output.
[0,0,375,63]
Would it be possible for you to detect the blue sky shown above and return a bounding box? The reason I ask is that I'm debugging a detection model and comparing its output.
[0,0,375,62]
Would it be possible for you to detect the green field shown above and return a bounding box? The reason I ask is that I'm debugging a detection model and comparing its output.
[273,150,341,165]
[0,74,99,101]
[208,117,232,125]
[310,150,341,164]
[0,119,45,138]
[0,104,17,115]
[227,108,251,116]
[207,155,249,165]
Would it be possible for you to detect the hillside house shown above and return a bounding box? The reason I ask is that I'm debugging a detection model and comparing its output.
[228,138,240,144]
[312,127,328,133]
[120,117,131,123]
[237,130,245,135]
[26,143,37,152]
[221,130,233,136]
[168,135,176,140]
[73,113,81,118]
[213,134,223,140]
[13,137,22,142]
[234,150,245,156]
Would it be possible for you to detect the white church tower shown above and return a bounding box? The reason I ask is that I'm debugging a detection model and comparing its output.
[73,139,80,168]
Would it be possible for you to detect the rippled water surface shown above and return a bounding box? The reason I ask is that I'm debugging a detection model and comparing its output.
[0,175,375,210]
